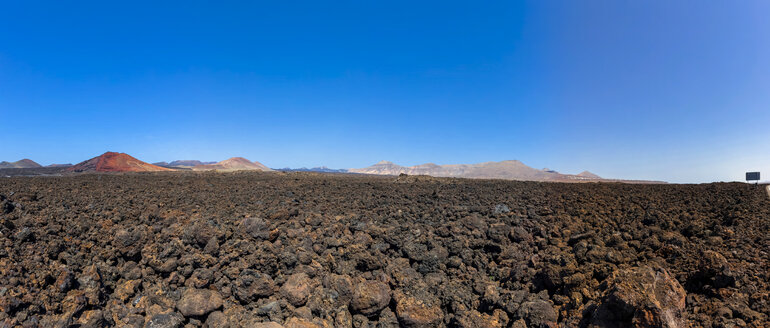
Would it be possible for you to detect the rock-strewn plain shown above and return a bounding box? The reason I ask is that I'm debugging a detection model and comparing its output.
[0,172,767,327]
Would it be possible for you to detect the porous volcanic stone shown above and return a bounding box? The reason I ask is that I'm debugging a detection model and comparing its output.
[176,288,223,317]
[590,265,687,328]
[234,269,276,303]
[395,295,444,327]
[281,273,314,307]
[144,312,184,328]
[350,280,391,316]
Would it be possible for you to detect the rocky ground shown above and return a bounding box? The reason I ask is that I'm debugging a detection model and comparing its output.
[0,172,768,327]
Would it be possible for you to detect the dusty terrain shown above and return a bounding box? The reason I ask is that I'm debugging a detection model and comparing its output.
[0,172,767,327]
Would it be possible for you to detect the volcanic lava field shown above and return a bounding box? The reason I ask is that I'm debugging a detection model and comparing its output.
[0,172,768,328]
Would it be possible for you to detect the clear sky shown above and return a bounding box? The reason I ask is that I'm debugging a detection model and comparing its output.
[1,1,768,183]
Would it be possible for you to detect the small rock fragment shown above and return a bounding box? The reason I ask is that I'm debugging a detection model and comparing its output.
[285,317,321,328]
[234,270,275,303]
[494,204,510,214]
[517,300,557,328]
[281,273,314,307]
[351,280,391,317]
[204,311,228,328]
[75,309,104,328]
[115,279,142,302]
[454,309,507,328]
[688,250,736,290]
[395,295,444,327]
[242,217,270,240]
[55,268,75,293]
[144,312,184,328]
[176,288,224,317]
[253,322,284,328]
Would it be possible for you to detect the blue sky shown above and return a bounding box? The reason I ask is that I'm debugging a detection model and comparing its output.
[1,1,768,183]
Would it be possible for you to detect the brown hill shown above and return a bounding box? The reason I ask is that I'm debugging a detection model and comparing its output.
[192,157,272,172]
[67,152,174,172]
[0,159,42,169]
[577,171,602,179]
[350,160,663,183]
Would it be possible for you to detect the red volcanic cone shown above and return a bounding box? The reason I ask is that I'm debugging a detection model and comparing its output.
[67,152,174,172]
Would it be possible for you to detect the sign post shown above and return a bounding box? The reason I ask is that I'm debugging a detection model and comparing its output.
[746,172,760,185]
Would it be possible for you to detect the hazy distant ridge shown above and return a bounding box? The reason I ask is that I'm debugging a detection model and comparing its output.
[277,166,348,173]
[0,159,42,169]
[192,157,272,172]
[349,160,661,183]
[154,160,217,168]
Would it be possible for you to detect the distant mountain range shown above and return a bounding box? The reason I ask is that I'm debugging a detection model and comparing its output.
[349,160,662,183]
[46,163,73,168]
[277,166,348,173]
[0,153,274,174]
[191,157,272,172]
[0,159,42,169]
[153,158,273,171]
[153,160,217,168]
[62,153,273,173]
[0,154,663,183]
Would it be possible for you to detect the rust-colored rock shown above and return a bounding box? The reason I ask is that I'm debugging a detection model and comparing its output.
[176,288,224,317]
[114,279,141,302]
[281,273,314,307]
[454,309,508,328]
[590,265,687,328]
[350,280,391,316]
[395,295,444,327]
[253,322,284,328]
[284,317,321,328]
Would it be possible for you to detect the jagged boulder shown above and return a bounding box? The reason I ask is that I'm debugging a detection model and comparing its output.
[589,265,687,328]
